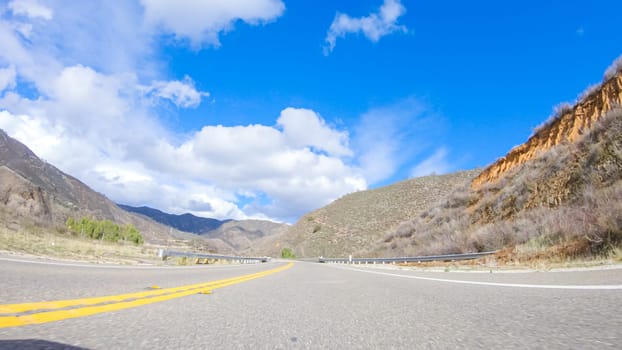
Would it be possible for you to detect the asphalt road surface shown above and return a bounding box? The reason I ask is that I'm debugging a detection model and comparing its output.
[1,256,621,349]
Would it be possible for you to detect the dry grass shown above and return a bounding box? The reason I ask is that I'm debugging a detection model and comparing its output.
[0,225,162,264]
[379,108,622,262]
[281,170,480,258]
[604,53,622,80]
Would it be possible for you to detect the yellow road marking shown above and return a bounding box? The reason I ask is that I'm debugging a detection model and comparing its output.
[0,262,292,328]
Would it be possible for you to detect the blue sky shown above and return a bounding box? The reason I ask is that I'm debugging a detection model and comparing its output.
[0,0,620,223]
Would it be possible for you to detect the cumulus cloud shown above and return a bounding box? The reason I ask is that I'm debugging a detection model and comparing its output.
[147,76,209,108]
[8,0,53,20]
[0,94,365,222]
[277,107,352,157]
[140,0,285,48]
[324,0,407,55]
[410,148,451,178]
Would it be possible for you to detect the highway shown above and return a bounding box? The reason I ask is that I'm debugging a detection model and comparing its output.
[1,257,621,349]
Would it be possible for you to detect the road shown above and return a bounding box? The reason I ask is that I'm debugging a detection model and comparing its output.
[1,256,621,349]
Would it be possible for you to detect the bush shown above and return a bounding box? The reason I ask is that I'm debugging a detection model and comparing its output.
[66,217,144,245]
[280,247,296,259]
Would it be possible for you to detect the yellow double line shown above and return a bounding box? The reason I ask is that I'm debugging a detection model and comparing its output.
[0,262,293,328]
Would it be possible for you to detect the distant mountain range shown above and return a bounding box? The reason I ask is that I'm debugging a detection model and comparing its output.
[117,205,228,234]
[117,204,288,255]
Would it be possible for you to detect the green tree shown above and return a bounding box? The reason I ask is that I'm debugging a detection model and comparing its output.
[122,224,143,245]
[64,217,144,245]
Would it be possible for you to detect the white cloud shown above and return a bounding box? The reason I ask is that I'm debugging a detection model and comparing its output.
[140,0,285,48]
[8,0,53,20]
[410,148,451,178]
[147,76,209,108]
[1,80,366,222]
[0,65,17,92]
[277,107,352,157]
[0,1,149,91]
[324,0,407,55]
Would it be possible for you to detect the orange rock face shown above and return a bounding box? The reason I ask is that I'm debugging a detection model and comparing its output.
[472,73,622,188]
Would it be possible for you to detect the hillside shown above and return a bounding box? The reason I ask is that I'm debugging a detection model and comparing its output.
[377,67,622,261]
[118,204,288,254]
[207,220,289,255]
[276,170,480,258]
[0,129,214,249]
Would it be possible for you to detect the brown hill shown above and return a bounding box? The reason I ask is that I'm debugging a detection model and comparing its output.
[378,65,622,261]
[0,129,214,249]
[206,219,288,255]
[274,170,480,258]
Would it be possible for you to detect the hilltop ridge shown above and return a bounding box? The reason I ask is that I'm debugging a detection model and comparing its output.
[473,67,622,187]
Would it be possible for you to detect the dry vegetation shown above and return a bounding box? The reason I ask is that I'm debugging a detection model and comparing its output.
[280,170,480,258]
[604,53,622,81]
[0,206,216,264]
[379,108,622,263]
[0,225,161,264]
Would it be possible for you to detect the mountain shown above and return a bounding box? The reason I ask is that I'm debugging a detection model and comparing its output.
[275,170,480,258]
[118,204,288,254]
[0,129,212,248]
[207,220,288,255]
[117,205,227,234]
[377,65,622,261]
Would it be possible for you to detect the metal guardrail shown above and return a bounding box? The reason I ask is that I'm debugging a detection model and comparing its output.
[318,251,497,264]
[158,249,270,264]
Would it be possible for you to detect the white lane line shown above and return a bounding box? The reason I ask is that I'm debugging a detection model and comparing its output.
[335,265,622,290]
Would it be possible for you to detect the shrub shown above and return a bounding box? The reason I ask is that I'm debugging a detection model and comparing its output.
[66,217,144,245]
[280,247,296,259]
[604,54,622,80]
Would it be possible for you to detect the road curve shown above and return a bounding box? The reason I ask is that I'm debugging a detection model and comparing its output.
[1,258,621,349]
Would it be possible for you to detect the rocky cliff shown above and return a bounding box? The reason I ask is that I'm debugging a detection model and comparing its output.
[472,72,622,187]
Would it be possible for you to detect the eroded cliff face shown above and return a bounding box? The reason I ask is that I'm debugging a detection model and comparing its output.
[473,72,622,188]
